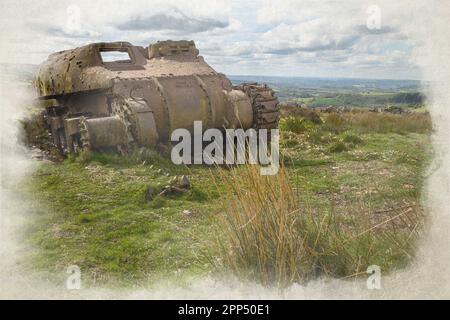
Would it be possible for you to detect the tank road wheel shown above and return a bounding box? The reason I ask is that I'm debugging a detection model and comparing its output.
[234,83,280,130]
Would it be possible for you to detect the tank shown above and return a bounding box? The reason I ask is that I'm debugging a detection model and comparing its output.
[35,40,280,154]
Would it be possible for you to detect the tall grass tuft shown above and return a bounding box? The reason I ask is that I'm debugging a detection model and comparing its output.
[213,165,312,286]
[212,165,424,287]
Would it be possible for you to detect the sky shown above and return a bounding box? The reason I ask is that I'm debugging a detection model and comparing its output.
[0,0,430,79]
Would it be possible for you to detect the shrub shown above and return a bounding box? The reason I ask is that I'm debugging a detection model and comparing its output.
[280,117,315,134]
[328,141,348,153]
[341,133,363,145]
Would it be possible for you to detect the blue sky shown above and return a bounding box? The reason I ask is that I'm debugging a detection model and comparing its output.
[0,0,425,79]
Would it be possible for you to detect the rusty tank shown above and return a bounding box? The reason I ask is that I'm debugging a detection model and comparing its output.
[35,40,280,154]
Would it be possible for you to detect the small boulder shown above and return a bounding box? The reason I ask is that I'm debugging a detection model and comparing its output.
[158,185,186,196]
[179,175,191,189]
[182,209,193,217]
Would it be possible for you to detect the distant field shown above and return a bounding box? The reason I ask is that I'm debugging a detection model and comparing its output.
[288,91,424,108]
[229,75,425,109]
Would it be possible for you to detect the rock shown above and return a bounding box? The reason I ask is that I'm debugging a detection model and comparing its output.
[158,185,186,197]
[369,107,382,113]
[323,106,338,113]
[148,175,191,199]
[182,210,193,217]
[383,105,410,115]
[179,175,191,189]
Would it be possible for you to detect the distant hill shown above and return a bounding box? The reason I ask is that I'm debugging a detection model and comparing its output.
[228,75,423,93]
[229,75,425,107]
[0,63,38,82]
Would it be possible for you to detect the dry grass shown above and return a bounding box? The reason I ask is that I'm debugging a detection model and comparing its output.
[212,164,424,287]
[324,111,432,134]
[212,165,310,286]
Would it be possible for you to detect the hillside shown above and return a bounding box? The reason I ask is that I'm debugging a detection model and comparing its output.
[19,106,432,286]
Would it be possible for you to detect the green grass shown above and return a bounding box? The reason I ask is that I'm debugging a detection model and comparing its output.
[19,109,433,287]
[22,154,224,286]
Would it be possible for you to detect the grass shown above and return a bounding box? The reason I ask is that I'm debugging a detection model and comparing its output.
[323,111,432,134]
[21,153,222,286]
[212,164,424,287]
[341,132,363,145]
[18,107,433,287]
[212,166,307,286]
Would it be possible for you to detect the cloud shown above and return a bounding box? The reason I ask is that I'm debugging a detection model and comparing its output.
[0,0,424,79]
[114,8,229,34]
[260,20,360,54]
[199,41,256,57]
[29,23,101,39]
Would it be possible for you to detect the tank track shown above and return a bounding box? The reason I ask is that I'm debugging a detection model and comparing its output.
[234,83,280,130]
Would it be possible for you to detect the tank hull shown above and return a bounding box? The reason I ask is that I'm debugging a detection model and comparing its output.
[35,40,279,154]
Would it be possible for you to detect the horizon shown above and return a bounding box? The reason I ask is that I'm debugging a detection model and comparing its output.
[228,74,423,82]
[0,61,423,83]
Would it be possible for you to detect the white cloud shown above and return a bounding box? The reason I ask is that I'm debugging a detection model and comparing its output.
[0,0,429,79]
[260,19,360,53]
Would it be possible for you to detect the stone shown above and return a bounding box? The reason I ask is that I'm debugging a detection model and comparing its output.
[182,210,193,217]
[179,175,191,189]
